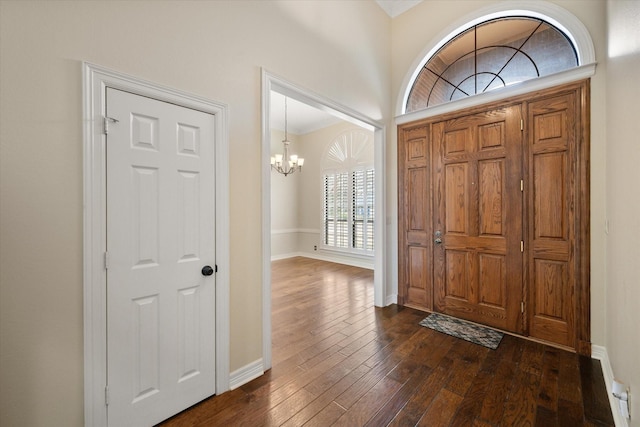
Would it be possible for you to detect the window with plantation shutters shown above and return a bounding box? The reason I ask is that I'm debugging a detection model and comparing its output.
[352,169,374,251]
[322,130,374,255]
[323,172,348,248]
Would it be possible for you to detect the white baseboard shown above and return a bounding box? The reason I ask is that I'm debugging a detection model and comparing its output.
[271,251,374,270]
[385,293,398,306]
[229,358,264,390]
[271,228,321,235]
[271,251,302,261]
[592,345,629,427]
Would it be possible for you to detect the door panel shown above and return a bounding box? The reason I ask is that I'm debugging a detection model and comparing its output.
[479,253,506,307]
[407,246,430,306]
[433,106,523,333]
[479,159,504,235]
[399,126,432,309]
[444,162,468,234]
[527,93,576,347]
[106,88,216,426]
[445,250,469,299]
[407,167,428,237]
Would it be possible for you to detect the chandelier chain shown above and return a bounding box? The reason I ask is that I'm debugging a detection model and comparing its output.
[271,96,304,176]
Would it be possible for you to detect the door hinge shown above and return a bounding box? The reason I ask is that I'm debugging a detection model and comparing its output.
[520,179,524,192]
[104,251,110,270]
[103,116,119,135]
[520,241,524,252]
[105,385,110,406]
[521,301,525,314]
[520,119,524,131]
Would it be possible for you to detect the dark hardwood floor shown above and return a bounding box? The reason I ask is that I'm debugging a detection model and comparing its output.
[160,257,614,426]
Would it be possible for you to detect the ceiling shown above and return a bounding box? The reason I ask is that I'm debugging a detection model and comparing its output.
[375,0,423,18]
[270,92,342,135]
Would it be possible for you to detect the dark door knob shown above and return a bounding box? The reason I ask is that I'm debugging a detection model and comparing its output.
[201,265,214,276]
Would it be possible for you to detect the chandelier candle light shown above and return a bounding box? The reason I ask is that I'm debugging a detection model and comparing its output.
[271,97,304,176]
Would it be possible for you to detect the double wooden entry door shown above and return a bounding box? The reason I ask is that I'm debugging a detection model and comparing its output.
[398,81,590,353]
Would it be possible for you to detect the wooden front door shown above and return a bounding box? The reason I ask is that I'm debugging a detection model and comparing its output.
[432,105,524,333]
[397,80,590,353]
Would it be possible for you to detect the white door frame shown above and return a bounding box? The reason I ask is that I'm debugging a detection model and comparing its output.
[83,63,230,426]
[261,70,387,370]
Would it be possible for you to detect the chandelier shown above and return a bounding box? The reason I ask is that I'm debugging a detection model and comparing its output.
[271,97,304,176]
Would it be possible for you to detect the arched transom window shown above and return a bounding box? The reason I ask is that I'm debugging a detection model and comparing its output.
[406,17,578,112]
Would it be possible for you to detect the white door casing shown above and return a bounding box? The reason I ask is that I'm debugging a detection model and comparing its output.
[106,88,215,426]
[260,70,388,371]
[83,63,230,427]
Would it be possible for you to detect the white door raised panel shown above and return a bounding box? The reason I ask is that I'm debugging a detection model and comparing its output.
[106,88,216,426]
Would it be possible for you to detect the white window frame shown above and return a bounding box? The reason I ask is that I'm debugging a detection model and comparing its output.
[322,167,375,256]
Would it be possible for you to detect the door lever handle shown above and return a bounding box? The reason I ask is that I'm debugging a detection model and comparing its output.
[434,237,442,244]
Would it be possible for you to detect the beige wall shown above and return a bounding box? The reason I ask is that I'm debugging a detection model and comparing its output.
[271,128,301,257]
[606,1,640,423]
[296,122,375,264]
[297,121,375,232]
[271,121,375,266]
[0,1,390,425]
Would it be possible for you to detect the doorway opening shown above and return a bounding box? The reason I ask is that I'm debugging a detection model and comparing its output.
[261,70,386,370]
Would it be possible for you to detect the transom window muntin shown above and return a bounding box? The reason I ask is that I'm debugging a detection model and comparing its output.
[406,17,578,112]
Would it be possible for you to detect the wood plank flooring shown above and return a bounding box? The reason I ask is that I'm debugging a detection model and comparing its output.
[159,257,614,426]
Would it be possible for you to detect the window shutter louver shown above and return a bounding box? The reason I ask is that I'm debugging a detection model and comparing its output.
[322,168,374,254]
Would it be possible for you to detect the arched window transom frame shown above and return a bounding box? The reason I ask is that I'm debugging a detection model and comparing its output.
[396,1,596,121]
[321,130,375,254]
[322,129,374,172]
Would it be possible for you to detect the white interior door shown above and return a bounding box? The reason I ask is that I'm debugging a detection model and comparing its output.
[105,87,216,426]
